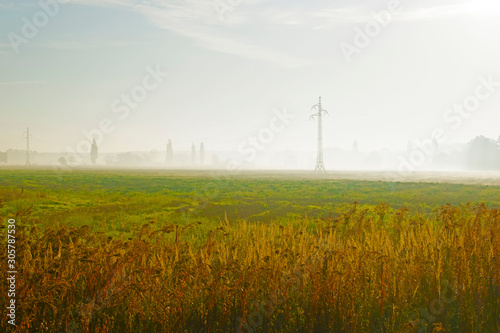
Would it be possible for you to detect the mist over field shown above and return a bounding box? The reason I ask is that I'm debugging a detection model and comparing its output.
[1,0,500,176]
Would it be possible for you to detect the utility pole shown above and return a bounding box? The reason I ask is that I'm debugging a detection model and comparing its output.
[310,97,328,174]
[23,127,32,166]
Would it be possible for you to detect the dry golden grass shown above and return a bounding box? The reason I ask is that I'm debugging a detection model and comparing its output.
[1,201,499,332]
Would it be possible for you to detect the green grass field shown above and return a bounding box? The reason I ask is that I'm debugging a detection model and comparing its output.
[2,169,500,232]
[1,169,499,332]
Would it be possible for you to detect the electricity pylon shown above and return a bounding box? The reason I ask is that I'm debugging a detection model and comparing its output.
[310,97,328,174]
[23,127,32,166]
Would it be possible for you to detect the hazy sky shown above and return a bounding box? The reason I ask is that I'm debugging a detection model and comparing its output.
[1,0,500,154]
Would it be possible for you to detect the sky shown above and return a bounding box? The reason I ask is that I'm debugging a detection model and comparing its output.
[1,0,500,156]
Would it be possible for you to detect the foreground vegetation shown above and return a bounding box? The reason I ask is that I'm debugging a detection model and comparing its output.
[1,170,499,332]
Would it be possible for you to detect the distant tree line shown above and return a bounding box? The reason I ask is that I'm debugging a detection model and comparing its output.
[464,135,500,170]
[433,135,500,171]
[165,140,205,166]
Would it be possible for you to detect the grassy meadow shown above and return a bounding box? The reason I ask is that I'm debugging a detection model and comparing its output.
[1,169,499,332]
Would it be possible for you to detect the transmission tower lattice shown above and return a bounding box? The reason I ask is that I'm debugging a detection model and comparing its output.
[310,97,328,174]
[23,127,32,166]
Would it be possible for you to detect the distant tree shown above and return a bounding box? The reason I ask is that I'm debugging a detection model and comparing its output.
[0,152,7,163]
[465,135,499,170]
[58,157,67,166]
[352,141,359,153]
[191,143,196,165]
[90,138,98,165]
[200,142,205,165]
[166,139,173,164]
